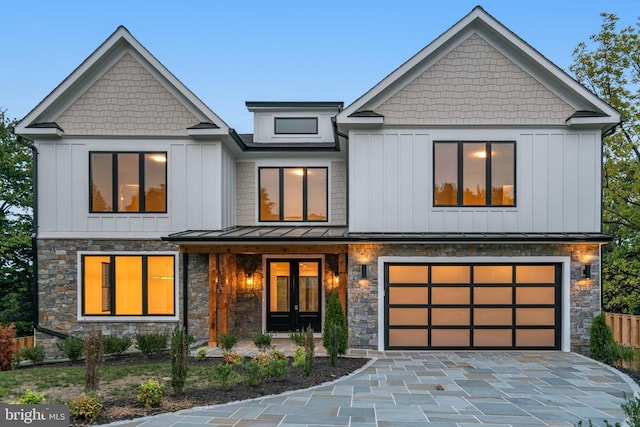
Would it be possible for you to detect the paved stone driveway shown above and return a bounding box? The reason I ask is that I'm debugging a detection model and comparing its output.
[103,351,639,427]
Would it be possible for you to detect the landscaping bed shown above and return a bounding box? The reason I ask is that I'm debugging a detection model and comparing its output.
[2,353,369,426]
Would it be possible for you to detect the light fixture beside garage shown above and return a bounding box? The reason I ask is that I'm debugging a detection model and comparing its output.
[582,264,591,279]
[361,264,368,279]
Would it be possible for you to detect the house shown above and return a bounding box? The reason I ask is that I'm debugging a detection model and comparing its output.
[15,6,620,356]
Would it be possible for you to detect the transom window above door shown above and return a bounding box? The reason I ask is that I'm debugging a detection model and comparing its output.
[433,141,515,207]
[90,152,167,213]
[259,167,328,222]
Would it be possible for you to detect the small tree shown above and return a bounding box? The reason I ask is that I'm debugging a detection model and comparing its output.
[170,325,189,396]
[303,324,314,376]
[323,291,347,356]
[84,329,104,392]
[590,312,617,365]
[0,323,17,371]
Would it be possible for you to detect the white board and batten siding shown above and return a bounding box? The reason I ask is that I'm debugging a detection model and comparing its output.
[348,129,601,234]
[36,138,235,238]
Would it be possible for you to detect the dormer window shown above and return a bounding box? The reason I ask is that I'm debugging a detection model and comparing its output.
[274,117,318,135]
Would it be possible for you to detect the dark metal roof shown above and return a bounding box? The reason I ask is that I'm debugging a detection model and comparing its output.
[187,122,220,129]
[234,133,339,151]
[348,110,384,118]
[245,101,344,109]
[567,110,609,119]
[165,226,349,242]
[163,227,610,244]
[27,122,63,131]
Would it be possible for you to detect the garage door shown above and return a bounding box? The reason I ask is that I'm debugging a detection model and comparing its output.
[385,263,561,350]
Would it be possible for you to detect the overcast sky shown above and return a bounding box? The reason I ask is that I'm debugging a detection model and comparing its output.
[2,0,638,133]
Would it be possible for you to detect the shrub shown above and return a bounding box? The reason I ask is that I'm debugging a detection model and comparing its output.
[323,291,347,356]
[590,313,617,365]
[251,351,272,367]
[12,389,46,404]
[289,330,304,346]
[135,333,167,358]
[84,330,104,393]
[195,348,207,362]
[292,345,306,367]
[325,322,343,367]
[19,345,45,365]
[251,331,273,351]
[303,324,315,376]
[211,362,235,391]
[103,336,132,358]
[170,325,189,396]
[270,349,286,360]
[242,360,265,387]
[0,324,17,371]
[70,393,102,422]
[57,335,84,362]
[217,333,239,351]
[266,357,289,381]
[223,351,243,365]
[136,380,164,407]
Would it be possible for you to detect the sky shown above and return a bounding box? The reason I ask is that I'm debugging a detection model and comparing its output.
[1,0,638,133]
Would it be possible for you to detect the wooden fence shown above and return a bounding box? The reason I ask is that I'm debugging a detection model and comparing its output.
[13,336,34,349]
[606,312,640,348]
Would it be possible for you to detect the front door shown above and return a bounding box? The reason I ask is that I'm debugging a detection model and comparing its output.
[266,259,322,332]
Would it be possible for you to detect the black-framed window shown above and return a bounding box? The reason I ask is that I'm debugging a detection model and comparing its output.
[90,152,167,213]
[259,167,328,222]
[274,117,318,134]
[433,141,515,207]
[82,254,175,316]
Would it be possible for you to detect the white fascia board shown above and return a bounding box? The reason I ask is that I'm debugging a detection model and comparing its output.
[566,116,621,127]
[187,128,228,138]
[18,128,64,138]
[337,116,384,125]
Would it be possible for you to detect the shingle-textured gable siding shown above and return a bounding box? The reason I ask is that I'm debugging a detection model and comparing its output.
[375,34,574,125]
[56,53,198,136]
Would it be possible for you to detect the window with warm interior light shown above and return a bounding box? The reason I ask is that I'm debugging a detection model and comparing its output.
[259,167,328,221]
[82,254,175,316]
[90,152,167,213]
[433,141,515,207]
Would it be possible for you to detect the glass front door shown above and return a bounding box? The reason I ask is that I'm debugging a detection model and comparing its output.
[266,259,321,332]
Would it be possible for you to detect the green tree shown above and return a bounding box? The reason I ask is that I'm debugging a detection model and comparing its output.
[570,14,640,313]
[0,110,34,335]
[322,291,347,358]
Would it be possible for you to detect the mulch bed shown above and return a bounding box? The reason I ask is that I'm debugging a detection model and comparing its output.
[74,354,368,425]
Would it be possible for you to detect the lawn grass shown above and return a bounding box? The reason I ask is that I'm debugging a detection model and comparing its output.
[0,361,220,403]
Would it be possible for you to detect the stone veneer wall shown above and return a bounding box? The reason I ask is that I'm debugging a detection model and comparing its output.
[35,239,213,358]
[347,243,600,354]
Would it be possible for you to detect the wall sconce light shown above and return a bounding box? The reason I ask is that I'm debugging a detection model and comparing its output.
[246,271,255,288]
[582,265,591,279]
[361,264,367,279]
[332,273,340,288]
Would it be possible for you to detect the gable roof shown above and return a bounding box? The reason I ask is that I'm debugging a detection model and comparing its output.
[337,6,621,132]
[15,26,241,148]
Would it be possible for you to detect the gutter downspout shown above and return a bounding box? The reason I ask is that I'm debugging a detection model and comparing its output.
[183,253,189,334]
[10,128,68,340]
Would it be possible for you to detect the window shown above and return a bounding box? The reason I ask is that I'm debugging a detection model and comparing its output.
[274,117,318,134]
[433,141,515,206]
[259,167,328,221]
[90,152,167,213]
[82,255,175,316]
